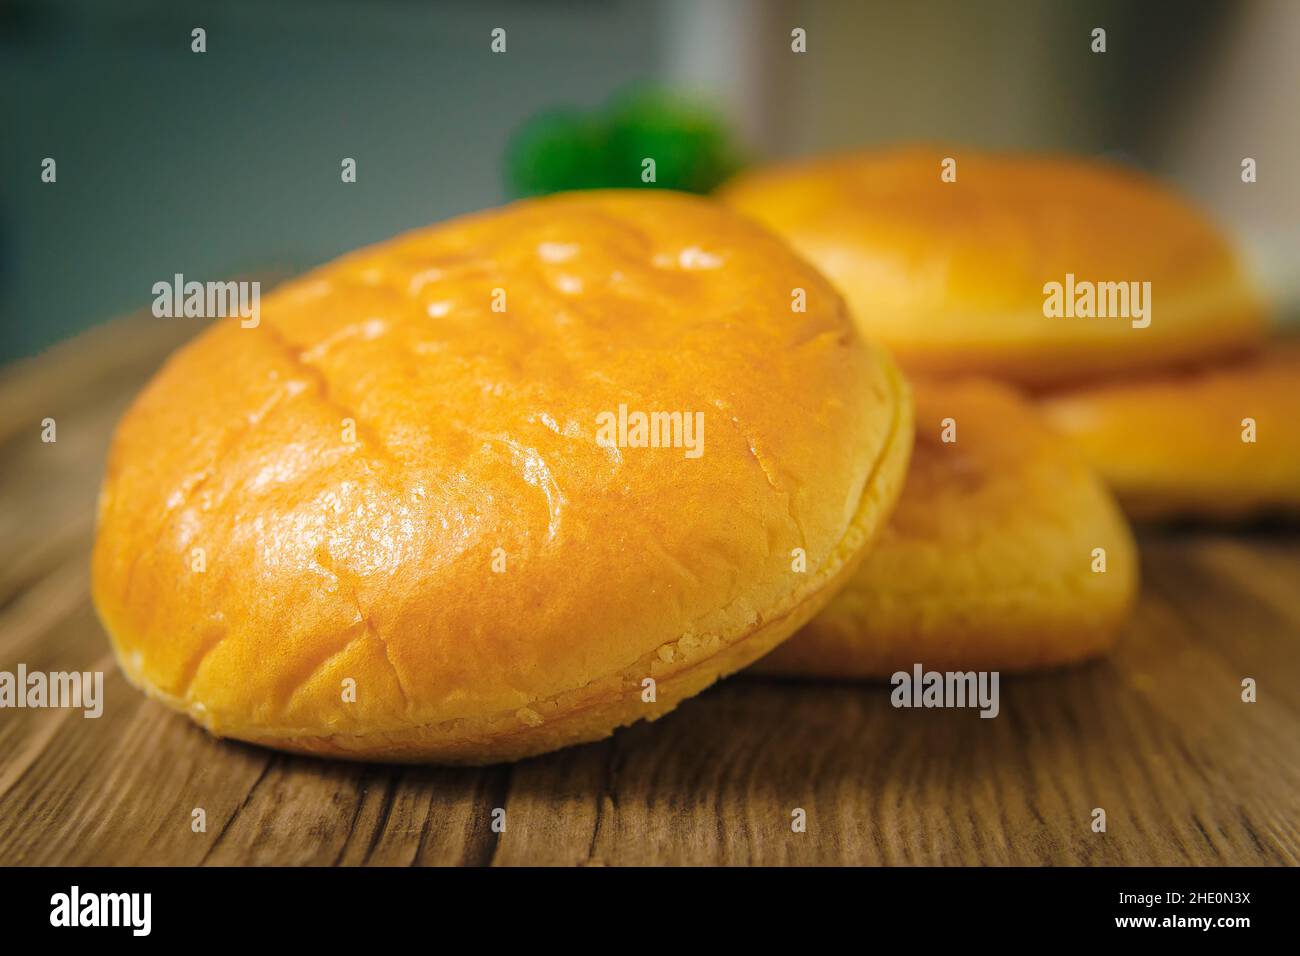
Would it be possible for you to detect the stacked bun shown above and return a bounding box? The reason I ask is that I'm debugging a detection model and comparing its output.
[724,146,1278,678]
[755,377,1137,677]
[1040,343,1300,521]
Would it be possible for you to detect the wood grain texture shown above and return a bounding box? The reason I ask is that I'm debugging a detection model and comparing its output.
[1,312,1297,866]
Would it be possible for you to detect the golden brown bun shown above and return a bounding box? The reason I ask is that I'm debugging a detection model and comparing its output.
[92,190,913,763]
[720,146,1267,389]
[1039,341,1300,521]
[756,378,1137,678]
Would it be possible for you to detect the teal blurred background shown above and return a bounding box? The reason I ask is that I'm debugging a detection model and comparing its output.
[3,0,1297,363]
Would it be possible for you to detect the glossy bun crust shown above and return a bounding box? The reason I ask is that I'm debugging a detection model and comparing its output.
[721,146,1266,389]
[756,378,1136,677]
[92,191,912,763]
[1040,341,1300,521]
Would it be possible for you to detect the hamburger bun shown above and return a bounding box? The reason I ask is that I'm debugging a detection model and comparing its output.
[720,146,1266,389]
[92,190,913,763]
[1040,341,1300,521]
[755,378,1137,678]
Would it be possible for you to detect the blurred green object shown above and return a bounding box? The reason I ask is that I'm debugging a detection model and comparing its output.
[505,90,745,198]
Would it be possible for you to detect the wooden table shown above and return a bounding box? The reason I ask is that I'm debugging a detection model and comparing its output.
[2,313,1298,866]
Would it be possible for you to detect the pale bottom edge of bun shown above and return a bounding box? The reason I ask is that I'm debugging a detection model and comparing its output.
[752,610,1134,682]
[104,360,915,765]
[224,585,830,765]
[756,540,1140,680]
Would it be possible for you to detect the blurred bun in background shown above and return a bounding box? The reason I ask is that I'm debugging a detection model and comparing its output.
[720,146,1268,390]
[758,377,1138,678]
[1039,341,1300,521]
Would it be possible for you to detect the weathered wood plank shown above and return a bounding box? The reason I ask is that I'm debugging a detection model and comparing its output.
[1,318,1297,866]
